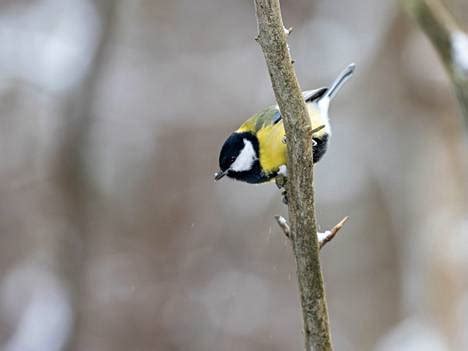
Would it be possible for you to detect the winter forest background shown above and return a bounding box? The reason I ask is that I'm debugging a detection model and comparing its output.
[0,0,467,350]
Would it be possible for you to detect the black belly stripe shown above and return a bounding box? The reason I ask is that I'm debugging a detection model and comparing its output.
[227,159,274,184]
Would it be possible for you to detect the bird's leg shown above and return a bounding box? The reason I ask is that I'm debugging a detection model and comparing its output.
[275,174,287,189]
[275,168,288,205]
[281,189,288,205]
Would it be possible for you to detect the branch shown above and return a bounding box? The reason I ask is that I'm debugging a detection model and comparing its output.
[404,0,468,128]
[317,216,348,249]
[275,216,348,249]
[253,1,333,350]
[274,215,291,239]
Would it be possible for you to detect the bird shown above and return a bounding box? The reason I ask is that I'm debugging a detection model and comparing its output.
[214,63,355,184]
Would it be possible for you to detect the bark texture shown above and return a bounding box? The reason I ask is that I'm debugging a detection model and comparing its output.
[253,1,333,350]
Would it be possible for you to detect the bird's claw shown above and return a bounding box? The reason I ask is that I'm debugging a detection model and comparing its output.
[275,174,288,205]
[275,174,288,189]
[281,189,288,205]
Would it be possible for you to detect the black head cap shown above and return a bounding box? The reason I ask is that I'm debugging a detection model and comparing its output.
[215,132,260,181]
[219,133,245,172]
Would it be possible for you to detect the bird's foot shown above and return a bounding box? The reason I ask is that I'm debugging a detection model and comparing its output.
[275,174,287,189]
[275,171,288,205]
[281,189,288,205]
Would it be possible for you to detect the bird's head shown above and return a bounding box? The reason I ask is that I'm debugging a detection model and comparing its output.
[214,132,259,181]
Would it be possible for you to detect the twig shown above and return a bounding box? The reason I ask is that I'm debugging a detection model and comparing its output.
[311,124,326,134]
[274,215,291,239]
[275,216,348,249]
[308,124,326,139]
[318,217,348,249]
[404,0,468,128]
[253,1,334,350]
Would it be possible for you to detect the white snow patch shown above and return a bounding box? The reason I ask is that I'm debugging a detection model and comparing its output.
[0,0,100,92]
[317,231,330,243]
[277,216,287,226]
[452,31,468,75]
[278,165,288,176]
[1,264,73,351]
[374,318,448,351]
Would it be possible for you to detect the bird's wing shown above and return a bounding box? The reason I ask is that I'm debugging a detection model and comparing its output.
[237,105,281,133]
[302,87,327,102]
[237,88,328,134]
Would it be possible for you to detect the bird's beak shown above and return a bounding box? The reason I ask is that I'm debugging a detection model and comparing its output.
[214,170,227,181]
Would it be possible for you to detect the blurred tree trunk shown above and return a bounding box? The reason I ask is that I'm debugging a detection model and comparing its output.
[374,6,468,350]
[404,0,468,129]
[54,1,119,349]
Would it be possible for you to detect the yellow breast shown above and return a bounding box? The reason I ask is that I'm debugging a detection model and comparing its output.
[257,122,287,174]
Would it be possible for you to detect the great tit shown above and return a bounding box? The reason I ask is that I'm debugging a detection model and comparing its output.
[214,63,355,184]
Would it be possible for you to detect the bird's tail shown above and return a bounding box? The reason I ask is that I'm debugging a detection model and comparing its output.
[325,63,355,100]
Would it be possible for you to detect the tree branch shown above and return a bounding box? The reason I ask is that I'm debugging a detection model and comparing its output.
[274,215,291,239]
[253,1,333,350]
[317,216,348,249]
[404,0,468,128]
[275,216,348,249]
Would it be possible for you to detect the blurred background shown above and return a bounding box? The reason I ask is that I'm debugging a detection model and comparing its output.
[0,0,467,350]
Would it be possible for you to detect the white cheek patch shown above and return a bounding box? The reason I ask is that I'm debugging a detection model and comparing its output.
[231,139,257,172]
